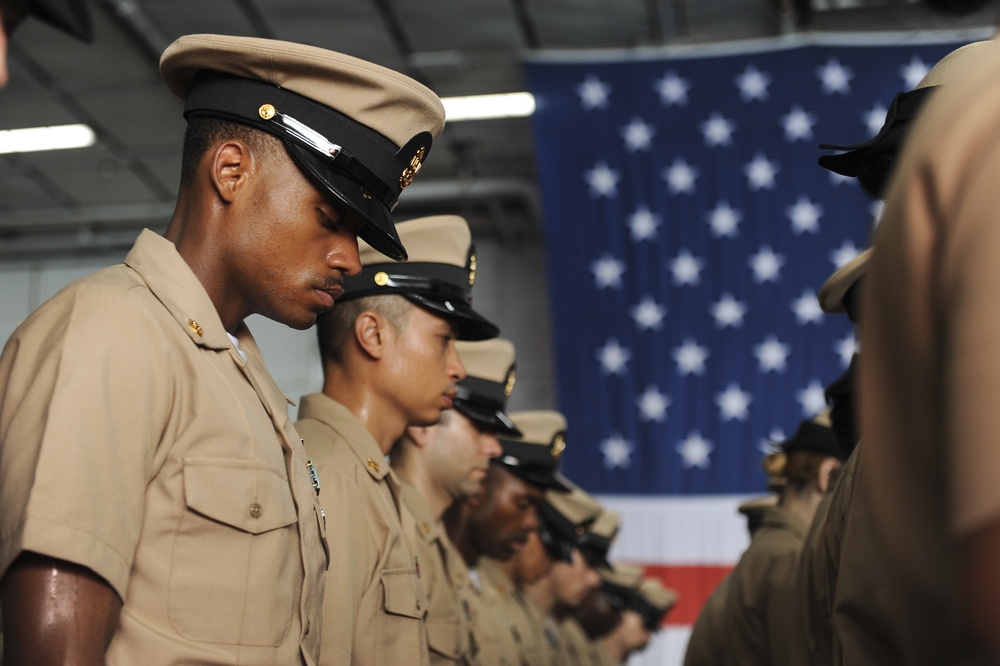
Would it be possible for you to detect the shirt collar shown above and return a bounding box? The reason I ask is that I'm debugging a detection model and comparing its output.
[297,393,389,480]
[124,229,231,352]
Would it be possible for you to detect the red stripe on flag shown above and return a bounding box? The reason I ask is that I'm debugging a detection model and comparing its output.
[632,563,732,626]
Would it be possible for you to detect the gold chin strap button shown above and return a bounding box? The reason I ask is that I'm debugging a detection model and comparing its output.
[258,104,276,120]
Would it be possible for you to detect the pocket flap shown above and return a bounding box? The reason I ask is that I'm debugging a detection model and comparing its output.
[427,617,463,660]
[381,567,426,620]
[183,459,297,535]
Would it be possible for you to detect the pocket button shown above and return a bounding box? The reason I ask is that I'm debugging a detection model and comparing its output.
[250,502,263,518]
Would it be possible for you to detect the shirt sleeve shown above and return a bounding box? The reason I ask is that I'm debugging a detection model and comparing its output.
[0,279,173,599]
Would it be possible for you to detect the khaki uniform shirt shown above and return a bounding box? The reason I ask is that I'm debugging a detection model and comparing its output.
[297,395,429,666]
[860,37,1000,664]
[0,229,327,665]
[479,559,548,666]
[466,562,524,666]
[400,482,473,665]
[554,618,595,666]
[592,643,617,666]
[683,506,807,666]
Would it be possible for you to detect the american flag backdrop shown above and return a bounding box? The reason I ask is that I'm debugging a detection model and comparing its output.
[523,32,979,665]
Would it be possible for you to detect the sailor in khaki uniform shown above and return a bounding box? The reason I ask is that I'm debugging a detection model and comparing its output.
[613,578,679,664]
[684,416,847,666]
[392,338,522,665]
[522,479,609,666]
[860,36,1000,663]
[789,42,993,666]
[482,472,615,666]
[299,215,499,665]
[0,34,444,666]
[445,411,571,665]
[582,564,645,666]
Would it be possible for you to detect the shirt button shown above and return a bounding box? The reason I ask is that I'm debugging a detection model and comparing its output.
[305,620,311,635]
[250,502,263,518]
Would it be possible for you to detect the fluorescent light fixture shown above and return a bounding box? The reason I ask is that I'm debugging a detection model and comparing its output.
[0,123,96,154]
[441,92,536,122]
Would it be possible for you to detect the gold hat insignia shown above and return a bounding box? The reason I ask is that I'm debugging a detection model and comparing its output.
[550,433,566,459]
[504,367,516,397]
[399,147,425,189]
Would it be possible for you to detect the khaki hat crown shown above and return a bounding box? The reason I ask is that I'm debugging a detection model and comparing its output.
[545,481,603,528]
[915,40,995,89]
[602,563,645,591]
[159,34,446,263]
[342,215,499,340]
[456,338,517,386]
[639,578,679,613]
[160,34,445,146]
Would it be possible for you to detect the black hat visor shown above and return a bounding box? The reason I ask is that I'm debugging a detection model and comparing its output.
[29,0,93,42]
[818,87,935,176]
[452,376,521,436]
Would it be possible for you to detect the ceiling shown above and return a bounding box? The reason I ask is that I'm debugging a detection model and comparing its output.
[1,0,995,258]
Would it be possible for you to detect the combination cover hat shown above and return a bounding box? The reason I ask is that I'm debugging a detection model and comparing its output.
[818,41,993,179]
[339,215,499,340]
[494,410,571,491]
[780,415,844,459]
[600,563,645,610]
[454,338,521,436]
[577,507,620,569]
[159,34,446,262]
[27,0,93,42]
[629,578,679,631]
[536,478,602,563]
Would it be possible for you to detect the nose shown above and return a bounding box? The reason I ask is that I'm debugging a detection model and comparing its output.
[584,565,602,589]
[481,432,502,459]
[522,504,539,534]
[447,343,466,382]
[328,235,361,276]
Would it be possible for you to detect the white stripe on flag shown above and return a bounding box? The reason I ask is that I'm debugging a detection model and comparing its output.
[597,494,753,564]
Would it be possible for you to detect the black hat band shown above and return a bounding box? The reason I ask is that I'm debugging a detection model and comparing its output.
[601,581,636,611]
[577,531,613,566]
[497,438,561,472]
[183,71,422,212]
[341,262,471,302]
[627,594,667,631]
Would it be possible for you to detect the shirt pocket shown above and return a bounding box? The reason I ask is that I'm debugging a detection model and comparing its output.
[169,458,299,646]
[381,566,427,620]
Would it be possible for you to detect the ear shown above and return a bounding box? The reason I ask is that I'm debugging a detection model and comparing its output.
[817,457,842,494]
[354,310,388,360]
[209,140,254,204]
